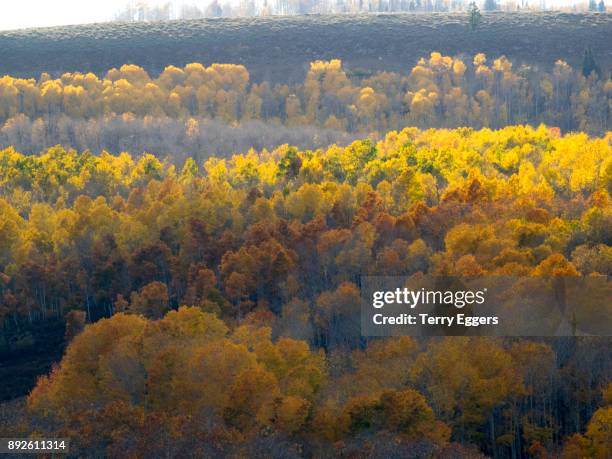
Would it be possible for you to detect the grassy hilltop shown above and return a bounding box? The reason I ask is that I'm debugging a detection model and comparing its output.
[1,12,611,82]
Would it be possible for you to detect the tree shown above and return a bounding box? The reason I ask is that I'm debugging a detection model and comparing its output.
[339,388,449,444]
[468,2,482,31]
[315,282,361,349]
[64,310,86,341]
[28,308,326,451]
[562,385,612,458]
[128,281,169,319]
[411,337,524,445]
[484,0,498,10]
[206,0,223,17]
[582,47,600,78]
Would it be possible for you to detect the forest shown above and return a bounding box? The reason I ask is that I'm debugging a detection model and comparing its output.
[0,7,610,451]
[0,122,610,457]
[0,53,610,164]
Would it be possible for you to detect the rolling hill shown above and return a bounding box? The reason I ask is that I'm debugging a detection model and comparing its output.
[1,12,611,82]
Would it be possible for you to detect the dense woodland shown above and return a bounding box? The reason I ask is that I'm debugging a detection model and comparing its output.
[0,124,610,457]
[0,114,357,160]
[0,52,610,158]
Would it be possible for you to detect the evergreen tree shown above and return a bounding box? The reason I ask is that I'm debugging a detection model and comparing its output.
[468,2,482,30]
[582,47,600,78]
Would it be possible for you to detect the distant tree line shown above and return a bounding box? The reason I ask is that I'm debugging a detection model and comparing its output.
[0,114,356,161]
[113,0,606,19]
[0,53,610,146]
[114,0,484,20]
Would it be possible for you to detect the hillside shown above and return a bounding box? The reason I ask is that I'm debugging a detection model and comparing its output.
[1,12,611,82]
[1,126,611,457]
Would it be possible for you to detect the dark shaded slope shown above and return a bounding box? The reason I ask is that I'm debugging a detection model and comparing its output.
[0,319,65,401]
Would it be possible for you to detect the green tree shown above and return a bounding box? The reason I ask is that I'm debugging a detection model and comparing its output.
[468,2,482,31]
[582,47,600,78]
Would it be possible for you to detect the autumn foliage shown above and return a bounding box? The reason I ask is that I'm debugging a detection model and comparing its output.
[0,124,609,457]
[0,52,610,144]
